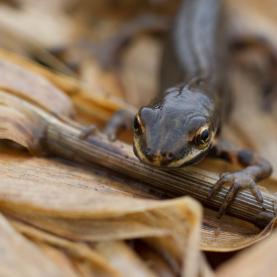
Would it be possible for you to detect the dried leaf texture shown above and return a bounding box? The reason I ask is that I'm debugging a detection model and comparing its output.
[93,241,158,277]
[0,213,76,277]
[0,59,74,116]
[226,0,277,48]
[216,229,277,277]
[0,2,73,47]
[0,48,135,123]
[0,152,202,276]
[12,219,127,276]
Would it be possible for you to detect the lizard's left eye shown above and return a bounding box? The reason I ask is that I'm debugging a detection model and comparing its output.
[200,129,210,142]
[133,115,142,135]
[195,128,210,147]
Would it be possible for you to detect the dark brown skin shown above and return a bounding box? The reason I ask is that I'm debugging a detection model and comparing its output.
[134,0,227,166]
[133,0,273,215]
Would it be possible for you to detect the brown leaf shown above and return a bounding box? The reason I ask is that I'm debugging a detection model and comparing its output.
[35,243,79,277]
[216,228,277,277]
[0,48,81,96]
[0,150,203,276]
[0,48,134,122]
[0,3,73,48]
[201,209,273,252]
[12,219,124,276]
[0,90,48,153]
[0,213,74,277]
[0,59,74,116]
[94,241,157,277]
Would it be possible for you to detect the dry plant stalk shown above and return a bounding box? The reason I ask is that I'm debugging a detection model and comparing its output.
[0,90,275,228]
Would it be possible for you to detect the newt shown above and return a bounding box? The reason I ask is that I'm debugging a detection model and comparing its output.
[132,0,273,216]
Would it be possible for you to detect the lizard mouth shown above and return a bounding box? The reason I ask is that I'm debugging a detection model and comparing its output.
[157,147,209,168]
[171,149,209,167]
[133,136,210,168]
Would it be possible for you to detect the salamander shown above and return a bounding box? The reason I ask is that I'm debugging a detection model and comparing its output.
[132,0,273,216]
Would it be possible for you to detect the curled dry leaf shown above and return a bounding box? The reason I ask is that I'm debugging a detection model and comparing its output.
[0,48,135,122]
[0,151,203,276]
[201,209,274,252]
[34,243,79,277]
[94,241,158,277]
[12,219,124,277]
[216,228,277,277]
[130,240,179,277]
[0,48,82,96]
[0,213,75,277]
[0,105,43,151]
[0,58,74,117]
[0,89,48,153]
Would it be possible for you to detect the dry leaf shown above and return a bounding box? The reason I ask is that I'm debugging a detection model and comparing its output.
[0,48,134,122]
[94,241,157,277]
[0,3,73,48]
[0,59,74,116]
[216,229,277,277]
[0,150,203,276]
[12,219,125,276]
[0,213,74,277]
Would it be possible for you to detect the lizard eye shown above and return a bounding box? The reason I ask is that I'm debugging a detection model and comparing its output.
[195,128,211,147]
[133,115,142,135]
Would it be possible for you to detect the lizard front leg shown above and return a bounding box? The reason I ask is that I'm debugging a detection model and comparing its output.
[79,110,134,141]
[208,141,273,217]
[103,110,134,141]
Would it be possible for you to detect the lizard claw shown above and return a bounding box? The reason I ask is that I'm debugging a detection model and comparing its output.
[207,172,232,200]
[208,171,265,218]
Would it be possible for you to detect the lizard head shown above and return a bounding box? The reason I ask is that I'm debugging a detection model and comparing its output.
[133,83,219,167]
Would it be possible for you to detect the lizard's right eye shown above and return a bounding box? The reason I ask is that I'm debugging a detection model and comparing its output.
[194,127,211,148]
[133,115,142,134]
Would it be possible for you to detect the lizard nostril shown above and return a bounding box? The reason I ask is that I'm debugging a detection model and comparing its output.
[145,147,152,155]
[145,148,156,159]
[161,152,174,160]
[166,152,174,160]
